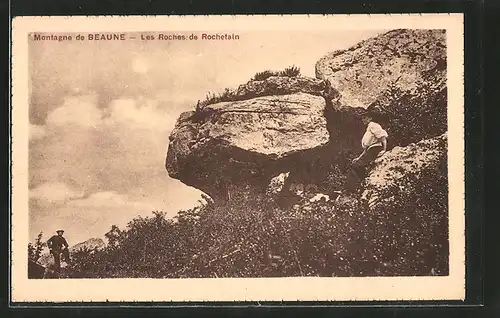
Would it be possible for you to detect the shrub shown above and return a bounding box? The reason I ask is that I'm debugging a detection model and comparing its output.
[28,232,44,263]
[253,70,277,81]
[370,77,447,148]
[279,65,301,77]
[193,88,238,113]
[61,161,447,279]
[252,66,301,81]
[191,98,214,123]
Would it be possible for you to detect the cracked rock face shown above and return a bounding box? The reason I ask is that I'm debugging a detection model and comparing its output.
[166,89,330,200]
[315,29,446,108]
[362,133,447,210]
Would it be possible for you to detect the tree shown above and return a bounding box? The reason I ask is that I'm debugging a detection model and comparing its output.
[28,232,44,263]
[105,225,122,248]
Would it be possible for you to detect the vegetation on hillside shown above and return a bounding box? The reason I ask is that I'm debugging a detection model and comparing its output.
[253,65,301,81]
[28,232,44,263]
[48,149,447,279]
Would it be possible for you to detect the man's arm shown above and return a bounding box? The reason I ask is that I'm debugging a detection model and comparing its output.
[353,149,366,163]
[62,238,69,249]
[377,136,387,157]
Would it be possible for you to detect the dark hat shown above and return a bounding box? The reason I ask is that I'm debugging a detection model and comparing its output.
[56,229,64,234]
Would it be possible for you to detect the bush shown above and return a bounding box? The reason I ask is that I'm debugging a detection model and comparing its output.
[28,232,44,263]
[192,88,238,117]
[371,78,447,148]
[194,65,303,112]
[61,158,448,279]
[252,66,301,81]
[361,152,449,276]
[253,70,277,81]
[279,65,301,77]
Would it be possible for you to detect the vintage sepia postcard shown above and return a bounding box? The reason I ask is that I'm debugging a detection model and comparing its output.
[11,14,465,302]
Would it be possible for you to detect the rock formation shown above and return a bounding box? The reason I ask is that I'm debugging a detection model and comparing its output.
[166,77,336,201]
[70,237,106,252]
[166,29,448,204]
[315,29,447,109]
[316,29,447,149]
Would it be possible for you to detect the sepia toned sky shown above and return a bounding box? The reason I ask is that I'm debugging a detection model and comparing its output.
[28,30,385,244]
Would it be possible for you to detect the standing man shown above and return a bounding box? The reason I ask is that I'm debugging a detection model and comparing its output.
[47,229,70,269]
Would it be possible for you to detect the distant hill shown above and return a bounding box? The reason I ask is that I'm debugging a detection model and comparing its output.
[71,238,106,252]
[37,237,105,267]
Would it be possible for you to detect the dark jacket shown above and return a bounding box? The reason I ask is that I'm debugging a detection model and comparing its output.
[47,235,68,252]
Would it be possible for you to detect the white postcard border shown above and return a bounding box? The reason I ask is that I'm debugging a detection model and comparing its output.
[12,14,465,302]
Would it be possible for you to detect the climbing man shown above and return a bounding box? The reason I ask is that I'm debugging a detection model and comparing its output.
[344,106,389,194]
[47,229,70,269]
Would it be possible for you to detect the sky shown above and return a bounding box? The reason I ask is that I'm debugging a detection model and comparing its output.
[28,29,385,244]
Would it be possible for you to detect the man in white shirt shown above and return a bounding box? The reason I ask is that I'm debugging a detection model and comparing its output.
[345,109,388,193]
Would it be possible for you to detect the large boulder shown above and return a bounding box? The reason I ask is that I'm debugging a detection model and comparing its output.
[166,87,331,201]
[316,29,447,148]
[315,29,446,109]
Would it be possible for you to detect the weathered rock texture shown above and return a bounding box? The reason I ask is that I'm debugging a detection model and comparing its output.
[362,133,447,209]
[166,84,332,201]
[317,29,447,150]
[316,29,447,109]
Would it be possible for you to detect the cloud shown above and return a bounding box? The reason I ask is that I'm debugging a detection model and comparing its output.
[131,57,150,74]
[29,182,84,203]
[107,98,174,132]
[29,124,47,141]
[46,95,103,128]
[28,94,178,199]
[69,191,152,210]
[44,94,173,133]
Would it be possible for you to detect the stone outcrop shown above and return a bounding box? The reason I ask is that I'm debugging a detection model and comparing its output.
[71,238,106,252]
[362,133,447,209]
[166,82,333,200]
[166,29,448,204]
[316,29,447,149]
[315,29,446,109]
